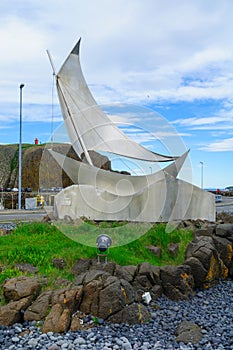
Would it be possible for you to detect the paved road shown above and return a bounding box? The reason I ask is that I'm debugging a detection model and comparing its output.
[0,209,47,222]
[216,196,233,214]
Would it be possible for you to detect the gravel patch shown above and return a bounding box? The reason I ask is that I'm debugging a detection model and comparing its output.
[0,280,232,349]
[0,222,17,232]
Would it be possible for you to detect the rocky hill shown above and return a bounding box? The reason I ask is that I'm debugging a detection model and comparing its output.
[0,144,18,189]
[0,144,111,191]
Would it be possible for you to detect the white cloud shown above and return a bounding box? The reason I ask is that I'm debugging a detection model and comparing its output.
[0,1,233,153]
[173,116,227,127]
[0,18,46,64]
[1,0,233,106]
[199,138,233,152]
[173,105,233,131]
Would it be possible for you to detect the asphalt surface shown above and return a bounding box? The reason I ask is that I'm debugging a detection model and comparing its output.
[216,196,233,214]
[0,209,47,222]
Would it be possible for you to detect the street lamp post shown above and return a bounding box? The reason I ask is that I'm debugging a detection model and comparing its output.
[200,161,204,189]
[18,84,24,210]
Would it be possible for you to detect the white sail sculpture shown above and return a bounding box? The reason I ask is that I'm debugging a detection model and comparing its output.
[48,39,215,223]
[55,39,180,164]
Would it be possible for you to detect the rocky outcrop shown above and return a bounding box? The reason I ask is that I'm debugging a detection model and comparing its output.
[3,276,41,302]
[0,276,41,326]
[0,144,112,193]
[0,222,233,332]
[175,321,203,344]
[24,290,53,321]
[0,144,18,189]
[160,264,195,300]
[42,304,71,333]
[185,225,233,289]
[108,303,150,324]
[0,297,32,326]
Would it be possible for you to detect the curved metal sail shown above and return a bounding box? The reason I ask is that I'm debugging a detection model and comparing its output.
[49,149,189,196]
[56,38,179,164]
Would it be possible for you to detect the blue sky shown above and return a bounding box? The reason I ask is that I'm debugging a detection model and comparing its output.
[0,0,233,189]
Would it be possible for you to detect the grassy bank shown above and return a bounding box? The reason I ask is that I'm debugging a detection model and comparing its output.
[0,222,193,286]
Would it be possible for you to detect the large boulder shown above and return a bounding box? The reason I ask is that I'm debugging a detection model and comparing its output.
[194,225,216,238]
[98,277,135,319]
[79,279,102,316]
[147,245,162,258]
[185,236,229,288]
[71,258,92,275]
[79,275,136,321]
[91,260,116,275]
[215,223,233,241]
[42,304,71,333]
[175,321,203,344]
[115,265,137,282]
[168,243,179,257]
[0,297,32,326]
[24,291,53,321]
[185,236,216,271]
[51,286,83,313]
[160,265,194,300]
[132,262,161,300]
[108,302,150,324]
[184,257,207,289]
[14,263,39,274]
[212,236,233,267]
[138,262,161,285]
[39,287,83,333]
[3,276,41,302]
[83,269,111,285]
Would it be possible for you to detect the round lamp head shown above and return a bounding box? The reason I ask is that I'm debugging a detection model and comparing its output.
[96,234,112,252]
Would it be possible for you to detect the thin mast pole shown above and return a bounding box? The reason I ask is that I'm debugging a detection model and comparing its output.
[46,50,56,76]
[56,81,93,165]
[46,49,93,166]
[47,50,56,144]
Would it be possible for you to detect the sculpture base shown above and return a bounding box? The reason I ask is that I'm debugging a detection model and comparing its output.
[53,176,215,223]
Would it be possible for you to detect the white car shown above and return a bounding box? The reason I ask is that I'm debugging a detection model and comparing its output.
[11,188,19,192]
[215,194,222,203]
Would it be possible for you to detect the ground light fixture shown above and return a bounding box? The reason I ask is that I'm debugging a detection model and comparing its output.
[96,234,112,263]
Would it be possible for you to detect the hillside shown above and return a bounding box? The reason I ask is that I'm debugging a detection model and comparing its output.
[0,143,111,191]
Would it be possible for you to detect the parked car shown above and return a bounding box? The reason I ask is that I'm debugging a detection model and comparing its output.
[39,187,47,192]
[215,194,222,203]
[50,187,57,192]
[25,187,32,192]
[12,188,19,192]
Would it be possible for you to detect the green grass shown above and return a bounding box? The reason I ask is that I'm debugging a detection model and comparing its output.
[0,221,193,286]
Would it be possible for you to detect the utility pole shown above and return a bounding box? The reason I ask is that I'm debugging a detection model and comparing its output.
[200,161,204,189]
[18,84,24,210]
